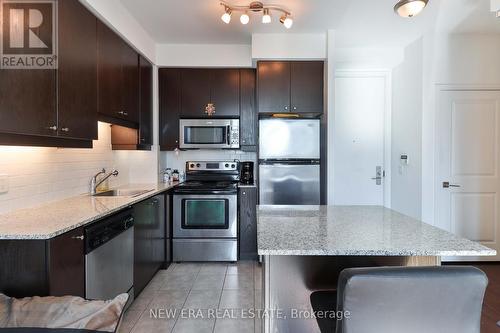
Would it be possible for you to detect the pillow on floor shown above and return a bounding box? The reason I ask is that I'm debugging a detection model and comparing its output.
[0,293,128,333]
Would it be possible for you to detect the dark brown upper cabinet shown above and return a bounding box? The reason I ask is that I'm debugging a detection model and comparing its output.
[240,69,257,148]
[0,0,97,147]
[180,69,240,118]
[139,56,153,148]
[97,21,139,127]
[110,56,153,151]
[257,61,324,114]
[57,0,98,140]
[159,68,181,151]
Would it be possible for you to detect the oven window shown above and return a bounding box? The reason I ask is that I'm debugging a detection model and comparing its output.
[182,199,229,229]
[184,126,227,144]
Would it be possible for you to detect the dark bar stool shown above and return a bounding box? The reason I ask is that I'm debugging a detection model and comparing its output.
[310,266,488,333]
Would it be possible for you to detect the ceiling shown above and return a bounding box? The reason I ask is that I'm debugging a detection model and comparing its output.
[119,0,500,47]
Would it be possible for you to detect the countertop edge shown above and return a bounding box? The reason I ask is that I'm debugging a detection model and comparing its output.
[0,182,179,240]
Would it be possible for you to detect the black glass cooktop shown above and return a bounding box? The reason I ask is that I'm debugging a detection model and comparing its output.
[174,181,238,193]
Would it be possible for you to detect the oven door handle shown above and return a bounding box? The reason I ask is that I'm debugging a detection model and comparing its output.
[226,125,231,146]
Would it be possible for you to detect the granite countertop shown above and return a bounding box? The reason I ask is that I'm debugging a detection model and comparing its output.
[0,182,179,240]
[257,205,496,257]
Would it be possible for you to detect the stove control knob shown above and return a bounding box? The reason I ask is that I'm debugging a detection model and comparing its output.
[225,163,229,168]
[231,164,236,168]
[196,163,201,167]
[190,163,195,168]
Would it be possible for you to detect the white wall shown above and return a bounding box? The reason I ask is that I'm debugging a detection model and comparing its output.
[156,44,252,67]
[391,38,423,219]
[0,123,131,214]
[79,0,156,61]
[421,33,500,225]
[252,33,326,60]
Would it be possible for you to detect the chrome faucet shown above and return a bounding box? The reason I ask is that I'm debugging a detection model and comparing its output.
[90,168,119,195]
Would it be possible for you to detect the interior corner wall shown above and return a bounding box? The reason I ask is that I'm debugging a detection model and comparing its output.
[391,38,423,219]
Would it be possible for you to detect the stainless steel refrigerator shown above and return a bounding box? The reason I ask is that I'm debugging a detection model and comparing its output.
[259,118,320,205]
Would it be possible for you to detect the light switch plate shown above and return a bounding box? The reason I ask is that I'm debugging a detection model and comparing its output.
[0,174,9,194]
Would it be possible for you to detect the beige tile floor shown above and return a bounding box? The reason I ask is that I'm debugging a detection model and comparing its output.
[119,261,263,333]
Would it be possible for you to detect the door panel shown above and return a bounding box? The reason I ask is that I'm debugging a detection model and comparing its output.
[181,69,211,117]
[290,61,324,113]
[139,56,153,146]
[259,164,320,205]
[437,90,500,261]
[240,69,257,146]
[333,75,386,205]
[159,69,181,149]
[57,0,97,140]
[121,43,139,123]
[257,61,290,113]
[210,69,240,116]
[259,119,320,159]
[97,21,122,119]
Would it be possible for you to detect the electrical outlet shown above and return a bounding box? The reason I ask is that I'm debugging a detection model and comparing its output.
[0,174,9,194]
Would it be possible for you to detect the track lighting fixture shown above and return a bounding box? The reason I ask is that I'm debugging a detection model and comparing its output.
[221,6,232,24]
[220,1,292,28]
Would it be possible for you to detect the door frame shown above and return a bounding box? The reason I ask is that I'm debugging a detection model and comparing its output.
[333,70,392,207]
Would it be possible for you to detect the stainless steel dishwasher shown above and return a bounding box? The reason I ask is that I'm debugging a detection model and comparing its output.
[85,209,134,301]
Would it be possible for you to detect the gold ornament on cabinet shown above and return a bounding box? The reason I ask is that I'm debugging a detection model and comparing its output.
[205,103,216,116]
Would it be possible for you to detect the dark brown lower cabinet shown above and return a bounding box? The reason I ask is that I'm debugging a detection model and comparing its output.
[133,194,166,296]
[239,186,258,260]
[0,227,85,298]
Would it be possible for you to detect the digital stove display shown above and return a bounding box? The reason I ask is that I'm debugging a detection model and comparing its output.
[206,163,220,169]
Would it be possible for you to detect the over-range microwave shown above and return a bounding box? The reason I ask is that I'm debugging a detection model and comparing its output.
[179,119,240,149]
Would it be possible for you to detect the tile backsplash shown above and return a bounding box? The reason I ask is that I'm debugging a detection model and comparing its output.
[160,149,257,179]
[0,122,132,214]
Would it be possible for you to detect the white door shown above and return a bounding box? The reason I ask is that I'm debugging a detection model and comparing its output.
[334,73,389,205]
[437,90,500,261]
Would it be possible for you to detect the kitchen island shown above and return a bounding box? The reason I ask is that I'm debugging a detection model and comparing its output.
[257,205,496,333]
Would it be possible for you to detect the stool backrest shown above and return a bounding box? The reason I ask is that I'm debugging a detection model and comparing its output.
[336,266,488,333]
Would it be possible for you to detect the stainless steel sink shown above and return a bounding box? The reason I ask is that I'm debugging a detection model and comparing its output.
[93,189,154,197]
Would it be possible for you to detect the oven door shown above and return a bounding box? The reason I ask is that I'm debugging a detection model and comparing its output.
[173,194,237,238]
[179,119,239,149]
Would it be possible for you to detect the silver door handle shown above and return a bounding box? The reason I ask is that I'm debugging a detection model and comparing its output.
[72,235,84,240]
[47,125,57,131]
[118,111,128,116]
[61,127,69,132]
[443,182,461,188]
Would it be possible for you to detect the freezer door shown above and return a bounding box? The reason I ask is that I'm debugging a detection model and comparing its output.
[259,164,320,205]
[259,119,320,159]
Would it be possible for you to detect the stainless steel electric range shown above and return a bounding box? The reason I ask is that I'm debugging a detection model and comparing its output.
[172,161,239,262]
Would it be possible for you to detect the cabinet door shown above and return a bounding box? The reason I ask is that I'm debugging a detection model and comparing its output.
[159,69,181,150]
[210,69,240,117]
[121,43,140,124]
[240,69,256,146]
[48,227,85,297]
[139,56,153,147]
[57,0,97,140]
[97,21,123,120]
[290,61,324,114]
[133,200,154,296]
[257,61,290,113]
[239,187,258,260]
[181,69,211,117]
[151,195,166,271]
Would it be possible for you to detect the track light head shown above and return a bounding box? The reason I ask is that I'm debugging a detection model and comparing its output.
[280,14,293,29]
[221,6,232,24]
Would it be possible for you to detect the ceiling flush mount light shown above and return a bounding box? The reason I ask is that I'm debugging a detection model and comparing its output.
[221,6,232,24]
[394,0,429,18]
[220,1,292,28]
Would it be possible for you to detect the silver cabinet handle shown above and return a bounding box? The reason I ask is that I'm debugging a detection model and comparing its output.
[47,125,57,131]
[293,106,297,111]
[284,106,288,110]
[61,127,69,132]
[118,111,128,116]
[443,182,461,188]
[72,235,84,240]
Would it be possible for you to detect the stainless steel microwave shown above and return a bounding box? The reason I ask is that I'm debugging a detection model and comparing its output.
[179,119,240,149]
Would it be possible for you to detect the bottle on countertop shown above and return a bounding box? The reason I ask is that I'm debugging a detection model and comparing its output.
[172,169,180,182]
[162,168,172,183]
